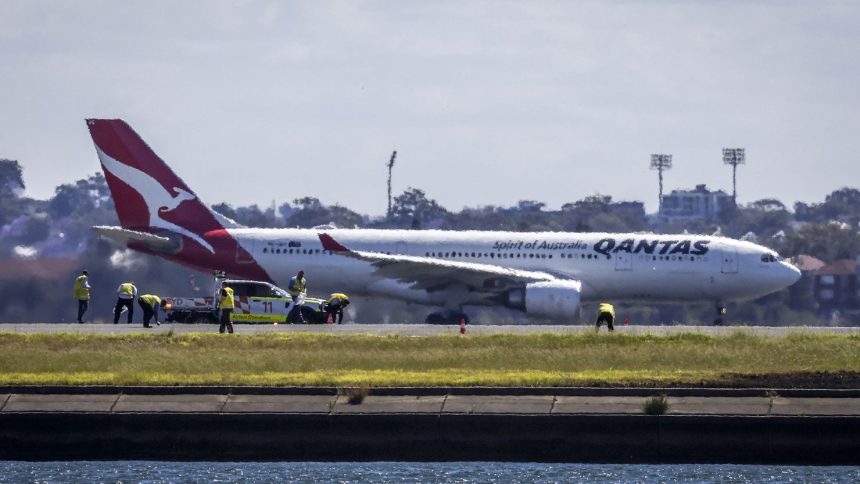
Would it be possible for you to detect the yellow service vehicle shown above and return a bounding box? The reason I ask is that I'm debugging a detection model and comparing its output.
[162,276,327,324]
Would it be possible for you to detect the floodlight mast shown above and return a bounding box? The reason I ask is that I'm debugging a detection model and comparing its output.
[386,150,397,219]
[650,154,673,216]
[722,148,745,206]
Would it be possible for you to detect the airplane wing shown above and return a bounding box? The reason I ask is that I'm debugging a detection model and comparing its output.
[318,233,557,291]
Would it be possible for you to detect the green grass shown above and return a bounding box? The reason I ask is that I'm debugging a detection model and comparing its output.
[0,331,857,387]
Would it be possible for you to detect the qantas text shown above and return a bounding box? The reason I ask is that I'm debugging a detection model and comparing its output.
[593,238,710,257]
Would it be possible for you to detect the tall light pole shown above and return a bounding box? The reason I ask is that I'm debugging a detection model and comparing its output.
[722,148,745,206]
[386,150,397,219]
[650,154,673,216]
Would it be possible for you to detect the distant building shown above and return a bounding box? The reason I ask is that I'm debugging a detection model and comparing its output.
[789,255,825,312]
[793,255,826,273]
[813,258,860,318]
[660,184,732,222]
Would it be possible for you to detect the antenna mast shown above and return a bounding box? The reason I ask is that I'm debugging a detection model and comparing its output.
[722,148,745,206]
[386,150,397,219]
[650,154,673,216]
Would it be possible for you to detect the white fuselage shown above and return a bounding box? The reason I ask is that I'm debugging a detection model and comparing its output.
[228,228,801,307]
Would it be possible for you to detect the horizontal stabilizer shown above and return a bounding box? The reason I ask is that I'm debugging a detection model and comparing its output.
[92,225,180,253]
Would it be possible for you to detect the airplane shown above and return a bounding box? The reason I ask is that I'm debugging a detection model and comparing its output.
[85,118,801,324]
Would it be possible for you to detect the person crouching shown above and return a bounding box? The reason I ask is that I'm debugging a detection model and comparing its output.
[595,303,615,332]
[138,294,162,328]
[325,293,350,324]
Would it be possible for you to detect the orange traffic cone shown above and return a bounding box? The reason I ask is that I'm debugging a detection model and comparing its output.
[459,318,466,334]
[327,312,334,325]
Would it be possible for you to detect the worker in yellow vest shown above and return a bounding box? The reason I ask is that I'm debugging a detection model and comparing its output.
[286,270,307,323]
[324,293,350,324]
[596,303,615,332]
[138,294,162,328]
[113,282,138,324]
[73,270,90,324]
[218,285,235,334]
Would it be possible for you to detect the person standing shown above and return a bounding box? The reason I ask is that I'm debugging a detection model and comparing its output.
[113,282,137,324]
[138,294,162,328]
[218,285,235,334]
[286,270,307,323]
[324,293,350,324]
[595,303,615,332]
[73,270,91,323]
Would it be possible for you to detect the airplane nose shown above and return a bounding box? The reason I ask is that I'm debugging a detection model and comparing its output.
[782,261,802,285]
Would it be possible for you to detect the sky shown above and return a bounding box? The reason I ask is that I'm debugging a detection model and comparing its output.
[1,1,858,217]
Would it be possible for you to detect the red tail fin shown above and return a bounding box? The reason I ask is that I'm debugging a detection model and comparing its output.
[86,119,226,251]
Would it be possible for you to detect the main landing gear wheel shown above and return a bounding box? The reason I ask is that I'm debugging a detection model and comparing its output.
[713,304,727,325]
[424,310,470,325]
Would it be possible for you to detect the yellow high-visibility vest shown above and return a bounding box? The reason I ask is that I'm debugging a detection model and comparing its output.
[118,283,136,297]
[220,287,235,309]
[139,294,161,307]
[327,293,349,305]
[73,275,90,301]
[288,276,306,296]
[597,303,615,319]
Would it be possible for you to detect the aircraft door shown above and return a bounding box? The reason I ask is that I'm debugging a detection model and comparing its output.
[721,248,739,273]
[614,252,632,271]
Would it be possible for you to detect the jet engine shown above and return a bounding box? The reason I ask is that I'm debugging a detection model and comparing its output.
[506,280,582,321]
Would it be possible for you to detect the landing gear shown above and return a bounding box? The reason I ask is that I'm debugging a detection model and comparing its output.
[425,310,470,325]
[713,304,727,325]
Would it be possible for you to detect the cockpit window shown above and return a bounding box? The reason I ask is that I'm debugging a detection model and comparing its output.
[761,254,778,263]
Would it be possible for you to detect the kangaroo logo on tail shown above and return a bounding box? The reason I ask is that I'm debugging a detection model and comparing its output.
[95,145,215,253]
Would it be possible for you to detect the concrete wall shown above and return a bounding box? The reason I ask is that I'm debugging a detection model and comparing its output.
[1,412,858,464]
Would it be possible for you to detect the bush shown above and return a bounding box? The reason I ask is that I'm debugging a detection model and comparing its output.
[642,395,669,415]
[339,385,370,405]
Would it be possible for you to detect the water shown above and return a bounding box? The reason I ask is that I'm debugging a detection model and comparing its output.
[0,462,858,483]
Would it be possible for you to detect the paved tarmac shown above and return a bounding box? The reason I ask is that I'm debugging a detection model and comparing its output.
[1,322,858,336]
[2,393,859,415]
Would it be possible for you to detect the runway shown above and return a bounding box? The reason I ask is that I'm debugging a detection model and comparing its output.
[0,322,857,336]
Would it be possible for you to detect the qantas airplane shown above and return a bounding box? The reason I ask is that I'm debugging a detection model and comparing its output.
[85,118,801,324]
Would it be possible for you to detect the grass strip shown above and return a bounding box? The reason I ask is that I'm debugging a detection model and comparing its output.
[0,331,857,387]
